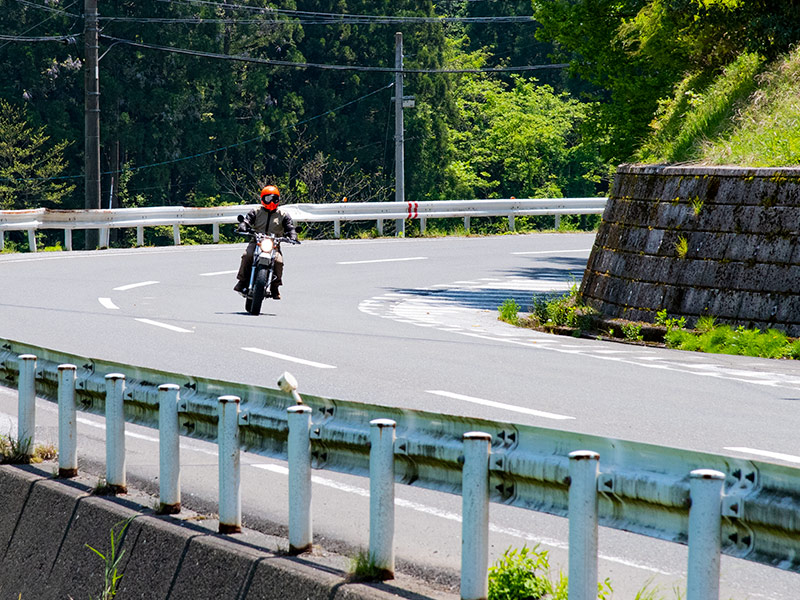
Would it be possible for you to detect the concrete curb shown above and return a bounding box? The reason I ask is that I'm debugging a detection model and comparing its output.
[0,465,446,600]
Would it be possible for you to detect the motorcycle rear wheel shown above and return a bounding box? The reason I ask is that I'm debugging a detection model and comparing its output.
[249,266,268,315]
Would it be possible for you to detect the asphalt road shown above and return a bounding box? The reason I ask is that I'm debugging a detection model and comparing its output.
[1,232,799,599]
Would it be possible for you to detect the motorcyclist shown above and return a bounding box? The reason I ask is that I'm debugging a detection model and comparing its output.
[234,185,298,300]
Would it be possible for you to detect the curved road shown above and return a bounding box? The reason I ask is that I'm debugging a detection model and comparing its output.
[1,233,799,599]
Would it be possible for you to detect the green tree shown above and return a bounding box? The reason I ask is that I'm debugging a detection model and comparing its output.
[0,99,74,210]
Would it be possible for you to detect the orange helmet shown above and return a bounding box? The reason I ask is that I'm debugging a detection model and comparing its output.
[260,185,280,210]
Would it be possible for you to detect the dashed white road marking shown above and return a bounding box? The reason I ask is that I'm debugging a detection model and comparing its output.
[199,269,237,277]
[98,297,119,310]
[114,280,159,291]
[242,347,336,369]
[135,318,193,333]
[427,390,575,420]
[337,256,428,265]
[724,447,800,464]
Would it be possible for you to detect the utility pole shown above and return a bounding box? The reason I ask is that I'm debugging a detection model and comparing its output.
[394,32,405,237]
[84,0,101,249]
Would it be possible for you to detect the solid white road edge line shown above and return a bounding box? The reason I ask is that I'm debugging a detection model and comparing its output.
[724,447,800,464]
[512,249,592,255]
[28,405,671,576]
[337,257,428,265]
[242,347,336,369]
[426,390,575,420]
[114,280,159,291]
[251,463,670,575]
[98,297,119,310]
[199,270,238,277]
[134,318,193,333]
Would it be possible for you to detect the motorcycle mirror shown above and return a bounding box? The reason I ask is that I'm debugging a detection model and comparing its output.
[237,214,245,223]
[278,371,298,393]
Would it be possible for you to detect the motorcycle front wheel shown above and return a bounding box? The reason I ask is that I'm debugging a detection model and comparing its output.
[249,266,268,315]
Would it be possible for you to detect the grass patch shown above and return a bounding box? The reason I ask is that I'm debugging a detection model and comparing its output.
[347,550,391,582]
[666,324,797,358]
[0,434,58,464]
[498,299,521,325]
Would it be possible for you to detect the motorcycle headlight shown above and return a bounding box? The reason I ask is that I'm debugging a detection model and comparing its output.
[259,238,275,253]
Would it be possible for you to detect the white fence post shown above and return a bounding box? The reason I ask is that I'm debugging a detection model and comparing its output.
[218,395,242,533]
[369,418,396,580]
[334,219,341,238]
[158,383,181,514]
[420,217,427,233]
[212,223,220,243]
[104,373,127,493]
[508,214,515,232]
[568,451,600,600]
[57,364,78,478]
[687,469,725,600]
[172,224,181,245]
[136,226,144,246]
[64,229,73,251]
[27,229,36,252]
[17,354,37,458]
[287,404,313,553]
[461,431,492,600]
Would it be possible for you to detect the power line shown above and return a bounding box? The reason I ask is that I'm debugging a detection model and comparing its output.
[102,34,568,73]
[14,0,80,18]
[0,33,80,42]
[0,0,81,50]
[155,0,535,23]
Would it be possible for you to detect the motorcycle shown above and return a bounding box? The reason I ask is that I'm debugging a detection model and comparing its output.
[236,215,299,315]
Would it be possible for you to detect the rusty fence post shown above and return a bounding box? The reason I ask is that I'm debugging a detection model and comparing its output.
[158,383,181,514]
[218,395,241,533]
[687,469,725,600]
[104,373,127,493]
[288,404,313,553]
[57,364,78,477]
[369,418,396,579]
[17,354,37,458]
[568,451,600,600]
[461,432,492,600]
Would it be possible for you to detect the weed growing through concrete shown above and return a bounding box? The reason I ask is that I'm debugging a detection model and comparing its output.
[0,434,57,464]
[621,322,644,341]
[675,235,689,258]
[86,518,132,600]
[347,550,387,582]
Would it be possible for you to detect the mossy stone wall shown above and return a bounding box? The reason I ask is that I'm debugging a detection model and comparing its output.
[580,164,800,335]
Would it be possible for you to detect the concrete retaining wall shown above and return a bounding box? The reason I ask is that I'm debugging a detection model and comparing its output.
[0,466,431,600]
[580,164,800,335]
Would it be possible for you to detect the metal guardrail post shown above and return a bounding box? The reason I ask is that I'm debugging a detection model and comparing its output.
[26,229,36,252]
[158,383,181,514]
[104,373,127,493]
[334,219,341,239]
[57,364,78,478]
[568,451,600,600]
[377,219,384,236]
[212,223,220,243]
[687,469,725,600]
[17,354,37,457]
[136,226,144,246]
[463,216,470,233]
[218,395,242,533]
[172,224,181,245]
[461,431,492,600]
[64,229,73,251]
[420,217,426,233]
[369,418,396,579]
[288,405,313,553]
[507,215,515,232]
[555,215,562,230]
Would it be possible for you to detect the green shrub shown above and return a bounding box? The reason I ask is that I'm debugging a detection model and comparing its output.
[488,545,566,600]
[622,323,643,341]
[498,299,521,325]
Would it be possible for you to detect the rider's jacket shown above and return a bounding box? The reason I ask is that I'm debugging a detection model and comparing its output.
[241,206,298,242]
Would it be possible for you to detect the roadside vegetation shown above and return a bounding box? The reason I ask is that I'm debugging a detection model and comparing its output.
[499,296,800,360]
[0,434,57,464]
[488,545,684,600]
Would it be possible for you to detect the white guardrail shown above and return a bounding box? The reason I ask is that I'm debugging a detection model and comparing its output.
[3,338,799,600]
[0,198,607,251]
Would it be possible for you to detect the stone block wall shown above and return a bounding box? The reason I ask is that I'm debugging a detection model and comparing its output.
[580,164,800,335]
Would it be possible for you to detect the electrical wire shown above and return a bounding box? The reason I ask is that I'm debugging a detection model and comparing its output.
[0,0,81,50]
[0,33,80,42]
[154,0,534,23]
[14,0,80,18]
[102,34,568,73]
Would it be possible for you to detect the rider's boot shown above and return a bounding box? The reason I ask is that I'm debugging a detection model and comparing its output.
[270,283,281,300]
